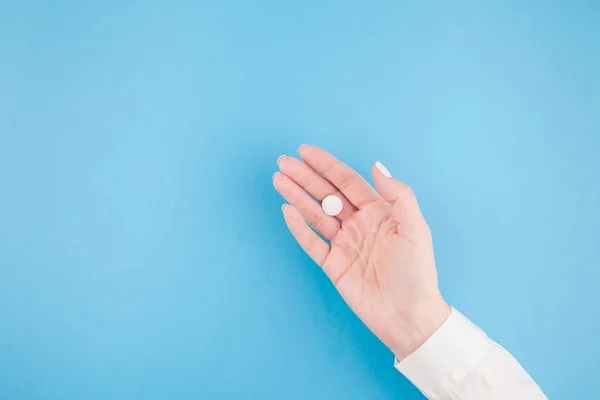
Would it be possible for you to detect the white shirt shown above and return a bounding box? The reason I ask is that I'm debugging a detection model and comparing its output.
[395,308,547,399]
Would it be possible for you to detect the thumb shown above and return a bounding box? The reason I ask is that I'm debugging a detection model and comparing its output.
[372,161,424,224]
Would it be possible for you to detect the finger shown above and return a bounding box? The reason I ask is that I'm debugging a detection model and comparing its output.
[281,204,330,267]
[298,145,381,208]
[372,161,424,223]
[273,172,340,240]
[278,155,357,221]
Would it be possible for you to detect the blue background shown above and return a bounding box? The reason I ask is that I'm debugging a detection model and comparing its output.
[1,1,599,398]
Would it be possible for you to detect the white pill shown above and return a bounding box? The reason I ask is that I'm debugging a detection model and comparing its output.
[322,194,343,217]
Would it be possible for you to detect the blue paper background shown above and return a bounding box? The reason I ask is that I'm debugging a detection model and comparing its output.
[1,1,599,398]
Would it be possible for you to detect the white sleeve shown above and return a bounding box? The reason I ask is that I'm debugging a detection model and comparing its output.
[394,307,546,400]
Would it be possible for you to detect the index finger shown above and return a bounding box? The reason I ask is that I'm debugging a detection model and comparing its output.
[298,145,381,208]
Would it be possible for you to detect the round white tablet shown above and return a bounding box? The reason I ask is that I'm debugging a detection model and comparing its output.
[322,194,343,217]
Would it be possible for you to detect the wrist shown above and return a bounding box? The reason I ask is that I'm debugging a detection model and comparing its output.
[389,298,451,361]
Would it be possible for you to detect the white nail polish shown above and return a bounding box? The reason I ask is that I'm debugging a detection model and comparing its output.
[375,161,391,178]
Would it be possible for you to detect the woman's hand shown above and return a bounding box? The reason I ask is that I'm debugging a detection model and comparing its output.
[273,145,450,360]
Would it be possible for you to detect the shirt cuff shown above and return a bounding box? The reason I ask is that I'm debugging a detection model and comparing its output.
[394,307,490,399]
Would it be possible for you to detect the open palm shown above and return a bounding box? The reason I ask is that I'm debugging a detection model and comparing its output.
[273,145,449,359]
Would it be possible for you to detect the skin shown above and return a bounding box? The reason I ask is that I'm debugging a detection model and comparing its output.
[273,145,451,360]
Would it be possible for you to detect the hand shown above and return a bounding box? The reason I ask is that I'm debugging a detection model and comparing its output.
[273,145,451,360]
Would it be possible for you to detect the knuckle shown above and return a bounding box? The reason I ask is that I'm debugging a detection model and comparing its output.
[321,159,337,177]
[423,222,432,238]
[337,172,358,192]
[400,183,415,197]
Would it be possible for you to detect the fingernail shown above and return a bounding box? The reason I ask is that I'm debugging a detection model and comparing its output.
[277,155,286,165]
[273,172,280,179]
[375,161,392,178]
[298,144,307,150]
[281,204,288,211]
